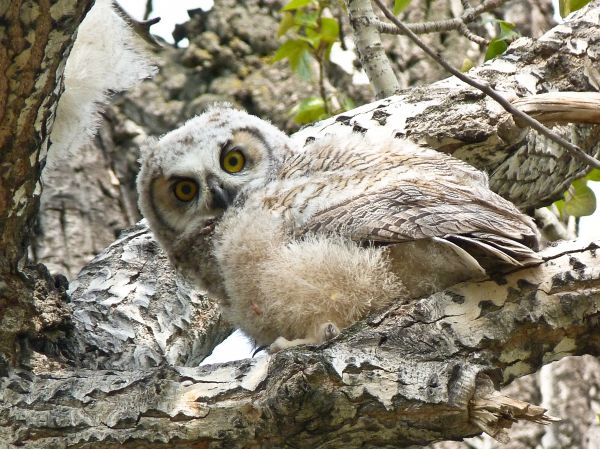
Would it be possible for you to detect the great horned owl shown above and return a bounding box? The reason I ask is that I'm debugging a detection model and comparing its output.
[137,106,541,350]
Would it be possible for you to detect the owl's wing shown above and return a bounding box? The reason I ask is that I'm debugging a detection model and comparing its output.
[300,179,541,270]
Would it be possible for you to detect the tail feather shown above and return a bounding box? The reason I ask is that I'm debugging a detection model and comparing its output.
[445,232,542,273]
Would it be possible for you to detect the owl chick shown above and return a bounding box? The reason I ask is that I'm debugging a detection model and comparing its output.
[137,106,541,351]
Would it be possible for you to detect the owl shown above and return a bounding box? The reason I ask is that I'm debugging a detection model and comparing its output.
[137,105,541,351]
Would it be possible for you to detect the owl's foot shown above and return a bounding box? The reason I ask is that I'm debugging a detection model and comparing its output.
[269,322,340,353]
[320,322,340,341]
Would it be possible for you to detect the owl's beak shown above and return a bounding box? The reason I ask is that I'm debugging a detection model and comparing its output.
[206,175,233,211]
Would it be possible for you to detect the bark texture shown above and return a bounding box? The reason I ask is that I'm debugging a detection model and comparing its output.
[347,0,400,98]
[0,0,93,360]
[293,2,600,210]
[1,239,598,448]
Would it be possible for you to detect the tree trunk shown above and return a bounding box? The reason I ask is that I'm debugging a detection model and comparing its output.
[0,0,94,362]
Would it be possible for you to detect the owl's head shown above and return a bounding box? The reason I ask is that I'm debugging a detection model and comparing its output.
[137,106,294,242]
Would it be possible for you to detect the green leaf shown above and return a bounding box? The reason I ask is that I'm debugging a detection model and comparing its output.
[282,0,314,11]
[302,29,322,48]
[278,12,296,37]
[564,179,597,217]
[294,49,313,80]
[319,17,340,43]
[292,97,327,124]
[552,199,565,218]
[271,39,313,80]
[393,0,411,14]
[559,0,592,17]
[585,169,600,182]
[484,38,508,61]
[460,58,474,72]
[497,20,519,41]
[294,10,319,28]
[272,39,302,62]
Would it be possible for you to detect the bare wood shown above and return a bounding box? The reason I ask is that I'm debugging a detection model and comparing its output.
[2,238,597,448]
[511,92,600,125]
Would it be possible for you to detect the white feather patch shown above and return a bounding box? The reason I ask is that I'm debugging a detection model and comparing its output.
[47,0,157,168]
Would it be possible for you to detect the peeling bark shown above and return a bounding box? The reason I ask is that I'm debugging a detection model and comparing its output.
[1,239,598,448]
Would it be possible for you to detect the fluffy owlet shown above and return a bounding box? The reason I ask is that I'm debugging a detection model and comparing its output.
[137,106,541,350]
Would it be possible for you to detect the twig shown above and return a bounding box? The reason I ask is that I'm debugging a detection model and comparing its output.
[111,1,162,48]
[375,0,509,36]
[372,0,600,170]
[457,22,489,45]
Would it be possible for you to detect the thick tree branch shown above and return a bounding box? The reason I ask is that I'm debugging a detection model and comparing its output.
[2,239,597,448]
[293,0,600,209]
[373,0,600,170]
[63,222,229,370]
[2,2,600,447]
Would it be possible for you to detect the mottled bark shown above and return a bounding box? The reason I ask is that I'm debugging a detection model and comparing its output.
[0,0,94,360]
[346,0,400,98]
[64,222,228,370]
[1,239,598,448]
[294,1,600,210]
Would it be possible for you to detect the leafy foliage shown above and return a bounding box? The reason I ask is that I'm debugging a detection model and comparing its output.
[291,97,328,124]
[393,0,412,15]
[559,0,593,17]
[554,172,600,220]
[484,20,520,61]
[274,0,354,124]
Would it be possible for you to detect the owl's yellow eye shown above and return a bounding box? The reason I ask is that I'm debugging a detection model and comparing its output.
[173,179,198,202]
[221,148,246,174]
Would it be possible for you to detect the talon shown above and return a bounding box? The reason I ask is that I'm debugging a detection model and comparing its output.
[321,322,340,341]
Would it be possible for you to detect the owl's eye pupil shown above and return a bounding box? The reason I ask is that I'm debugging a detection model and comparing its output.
[173,179,198,202]
[221,148,246,174]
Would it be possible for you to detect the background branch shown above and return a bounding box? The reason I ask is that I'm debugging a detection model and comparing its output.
[375,0,508,36]
[373,0,600,170]
[346,0,400,98]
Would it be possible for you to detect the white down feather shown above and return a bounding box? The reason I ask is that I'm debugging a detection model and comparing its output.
[47,0,156,168]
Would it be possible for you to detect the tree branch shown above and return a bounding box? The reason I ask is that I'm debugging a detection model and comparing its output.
[372,0,600,170]
[293,0,600,209]
[0,0,95,360]
[374,0,508,36]
[345,0,400,98]
[2,239,597,447]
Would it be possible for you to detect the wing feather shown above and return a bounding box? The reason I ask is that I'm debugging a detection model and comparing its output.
[300,180,540,269]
